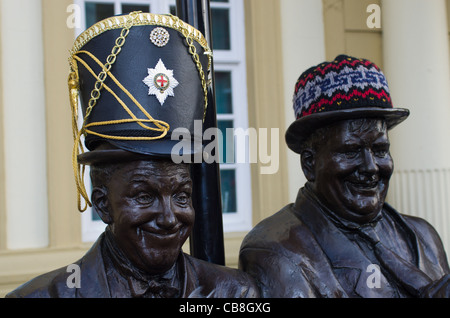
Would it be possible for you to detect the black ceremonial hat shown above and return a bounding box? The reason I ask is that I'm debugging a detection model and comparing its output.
[69,12,210,163]
[68,12,211,210]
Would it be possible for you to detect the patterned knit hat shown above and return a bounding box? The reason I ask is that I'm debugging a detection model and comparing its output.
[285,54,409,154]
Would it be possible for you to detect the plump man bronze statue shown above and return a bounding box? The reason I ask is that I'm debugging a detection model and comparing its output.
[239,55,449,298]
[6,12,258,298]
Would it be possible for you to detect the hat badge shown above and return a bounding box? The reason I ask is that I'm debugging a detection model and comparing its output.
[143,58,179,105]
[149,27,170,47]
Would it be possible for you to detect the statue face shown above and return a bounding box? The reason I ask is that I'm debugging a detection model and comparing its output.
[102,160,194,274]
[311,119,393,224]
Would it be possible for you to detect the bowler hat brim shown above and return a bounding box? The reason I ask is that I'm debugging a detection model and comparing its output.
[285,107,410,154]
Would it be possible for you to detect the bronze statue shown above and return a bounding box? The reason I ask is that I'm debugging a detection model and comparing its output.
[239,55,449,298]
[6,12,258,298]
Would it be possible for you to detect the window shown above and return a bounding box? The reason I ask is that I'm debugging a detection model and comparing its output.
[74,0,176,31]
[212,0,252,232]
[74,0,251,242]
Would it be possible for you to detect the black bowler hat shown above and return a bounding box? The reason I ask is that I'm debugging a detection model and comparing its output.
[285,55,409,154]
[68,12,211,210]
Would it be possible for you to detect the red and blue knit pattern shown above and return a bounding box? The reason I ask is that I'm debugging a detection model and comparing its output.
[292,55,393,120]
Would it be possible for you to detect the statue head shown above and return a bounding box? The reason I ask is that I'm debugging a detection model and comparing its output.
[90,158,194,274]
[286,55,409,224]
[300,118,393,224]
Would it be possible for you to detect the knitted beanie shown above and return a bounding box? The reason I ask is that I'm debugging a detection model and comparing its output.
[285,55,409,154]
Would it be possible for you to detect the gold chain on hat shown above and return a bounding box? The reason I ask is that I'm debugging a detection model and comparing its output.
[171,14,210,121]
[69,11,168,212]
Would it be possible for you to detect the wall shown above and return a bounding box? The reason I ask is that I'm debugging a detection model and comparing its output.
[280,0,325,203]
[0,0,90,297]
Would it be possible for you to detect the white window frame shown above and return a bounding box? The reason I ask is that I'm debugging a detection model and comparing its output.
[73,0,175,34]
[74,0,251,242]
[214,64,252,232]
[210,0,245,62]
[212,0,252,232]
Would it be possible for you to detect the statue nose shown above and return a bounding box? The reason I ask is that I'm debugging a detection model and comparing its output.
[155,198,178,230]
[361,149,378,174]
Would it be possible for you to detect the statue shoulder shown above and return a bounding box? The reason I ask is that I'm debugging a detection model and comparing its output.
[240,202,309,251]
[402,214,447,252]
[5,265,77,298]
[395,211,450,274]
[183,254,260,297]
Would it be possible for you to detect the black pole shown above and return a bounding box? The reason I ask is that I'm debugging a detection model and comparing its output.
[176,0,225,265]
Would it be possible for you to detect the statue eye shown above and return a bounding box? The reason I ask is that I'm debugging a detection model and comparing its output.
[339,145,360,159]
[373,144,390,158]
[174,192,191,206]
[344,150,359,159]
[374,149,388,158]
[135,192,155,205]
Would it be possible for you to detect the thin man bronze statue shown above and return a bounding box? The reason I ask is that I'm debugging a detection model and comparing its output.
[6,12,258,298]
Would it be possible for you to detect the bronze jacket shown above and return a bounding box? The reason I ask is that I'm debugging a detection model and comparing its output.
[6,233,259,298]
[239,187,449,298]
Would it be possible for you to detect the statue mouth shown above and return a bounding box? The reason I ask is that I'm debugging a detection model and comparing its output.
[138,224,182,240]
[347,180,379,193]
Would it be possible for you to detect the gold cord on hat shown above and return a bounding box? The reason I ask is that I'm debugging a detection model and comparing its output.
[70,11,169,211]
[69,11,139,211]
[68,12,212,212]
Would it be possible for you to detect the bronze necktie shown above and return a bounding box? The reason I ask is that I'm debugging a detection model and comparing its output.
[358,224,432,296]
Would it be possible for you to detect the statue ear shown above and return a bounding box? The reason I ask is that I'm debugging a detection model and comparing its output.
[301,149,316,182]
[91,187,112,224]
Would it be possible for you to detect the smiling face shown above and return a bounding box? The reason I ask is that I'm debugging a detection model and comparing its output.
[92,159,194,275]
[305,118,393,224]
